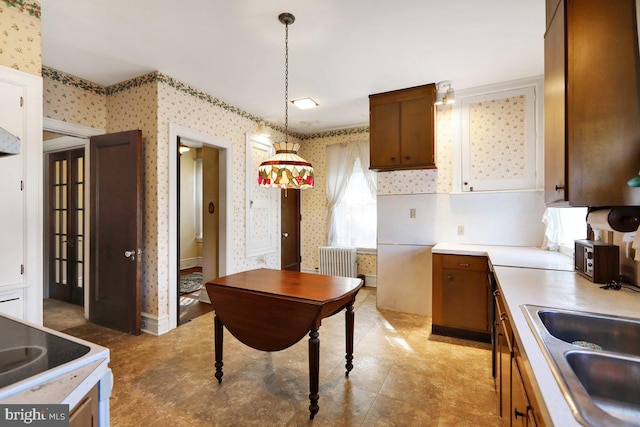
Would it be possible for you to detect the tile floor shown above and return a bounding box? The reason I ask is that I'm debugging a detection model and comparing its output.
[44,288,500,426]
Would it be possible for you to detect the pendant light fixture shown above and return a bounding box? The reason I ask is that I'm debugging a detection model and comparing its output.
[258,13,314,190]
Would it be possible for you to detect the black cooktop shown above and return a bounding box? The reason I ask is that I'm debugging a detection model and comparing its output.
[0,316,90,389]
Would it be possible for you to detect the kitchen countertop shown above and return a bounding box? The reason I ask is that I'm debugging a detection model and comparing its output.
[433,243,640,426]
[432,243,575,271]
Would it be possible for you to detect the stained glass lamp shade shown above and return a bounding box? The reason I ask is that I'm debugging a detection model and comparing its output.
[258,142,314,189]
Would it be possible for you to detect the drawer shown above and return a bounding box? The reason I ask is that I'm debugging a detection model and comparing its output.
[0,288,23,319]
[442,254,488,272]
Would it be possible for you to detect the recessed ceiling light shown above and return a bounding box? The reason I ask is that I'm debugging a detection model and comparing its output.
[291,98,319,110]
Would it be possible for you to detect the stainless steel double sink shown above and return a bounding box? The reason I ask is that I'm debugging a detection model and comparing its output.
[523,305,640,426]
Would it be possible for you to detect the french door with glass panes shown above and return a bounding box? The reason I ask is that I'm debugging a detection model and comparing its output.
[48,148,85,306]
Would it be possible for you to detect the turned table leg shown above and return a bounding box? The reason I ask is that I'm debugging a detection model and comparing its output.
[308,328,320,419]
[214,315,224,383]
[345,302,355,376]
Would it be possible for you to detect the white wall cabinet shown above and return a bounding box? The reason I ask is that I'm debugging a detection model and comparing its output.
[0,65,43,324]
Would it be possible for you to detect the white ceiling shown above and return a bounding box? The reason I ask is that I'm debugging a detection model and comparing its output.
[40,0,545,133]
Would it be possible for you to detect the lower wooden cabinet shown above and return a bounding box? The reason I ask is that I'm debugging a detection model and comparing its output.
[494,289,542,427]
[432,254,491,342]
[70,384,98,427]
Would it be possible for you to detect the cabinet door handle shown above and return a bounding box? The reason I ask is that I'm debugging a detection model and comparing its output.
[514,408,527,419]
[459,263,470,267]
[390,156,396,161]
[555,184,564,191]
[404,156,411,160]
[447,275,454,280]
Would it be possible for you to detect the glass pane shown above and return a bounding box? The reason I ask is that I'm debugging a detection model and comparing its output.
[61,210,67,234]
[61,184,67,208]
[54,234,59,257]
[76,263,83,288]
[77,157,84,183]
[54,210,60,233]
[61,260,67,285]
[61,160,67,184]
[55,260,59,284]
[77,240,83,262]
[54,161,60,183]
[61,239,67,260]
[77,210,83,233]
[55,186,60,209]
[77,183,83,209]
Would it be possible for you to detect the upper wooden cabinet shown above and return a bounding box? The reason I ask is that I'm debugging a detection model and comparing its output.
[369,84,436,171]
[544,0,640,206]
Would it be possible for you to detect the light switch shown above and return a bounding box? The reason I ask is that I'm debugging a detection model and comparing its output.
[458,225,464,235]
[410,208,416,218]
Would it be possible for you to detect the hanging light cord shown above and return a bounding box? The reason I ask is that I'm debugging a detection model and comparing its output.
[284,20,289,145]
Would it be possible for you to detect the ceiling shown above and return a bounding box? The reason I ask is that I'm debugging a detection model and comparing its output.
[41,0,545,133]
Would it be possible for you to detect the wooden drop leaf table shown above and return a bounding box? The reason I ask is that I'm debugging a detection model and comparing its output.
[205,268,363,419]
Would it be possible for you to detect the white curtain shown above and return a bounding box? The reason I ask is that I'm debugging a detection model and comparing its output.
[326,141,376,245]
[541,207,563,251]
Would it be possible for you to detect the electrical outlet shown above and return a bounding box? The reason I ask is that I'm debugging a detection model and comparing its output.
[256,255,266,264]
[410,208,416,218]
[457,225,464,236]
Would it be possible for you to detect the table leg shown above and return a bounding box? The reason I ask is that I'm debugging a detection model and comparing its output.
[214,315,224,384]
[308,328,320,419]
[345,302,355,376]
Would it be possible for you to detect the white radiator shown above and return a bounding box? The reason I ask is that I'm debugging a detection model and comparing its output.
[318,246,357,278]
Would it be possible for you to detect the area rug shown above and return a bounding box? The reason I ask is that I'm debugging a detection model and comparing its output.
[180,272,203,294]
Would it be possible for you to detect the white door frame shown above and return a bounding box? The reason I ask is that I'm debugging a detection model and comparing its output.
[168,124,233,331]
[42,118,105,319]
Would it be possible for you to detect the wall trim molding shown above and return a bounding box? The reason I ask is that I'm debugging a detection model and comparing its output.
[141,312,170,336]
[43,117,105,138]
[1,0,41,19]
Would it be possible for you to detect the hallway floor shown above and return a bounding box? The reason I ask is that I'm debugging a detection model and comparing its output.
[52,288,500,426]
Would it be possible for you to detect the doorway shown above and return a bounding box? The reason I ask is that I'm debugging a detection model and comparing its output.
[177,142,216,325]
[42,119,104,331]
[169,124,232,331]
[281,190,301,271]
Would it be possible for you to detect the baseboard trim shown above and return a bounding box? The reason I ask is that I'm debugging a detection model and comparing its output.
[179,257,203,270]
[141,312,171,336]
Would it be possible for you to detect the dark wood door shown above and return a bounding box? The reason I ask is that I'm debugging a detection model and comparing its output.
[281,190,301,271]
[48,148,85,306]
[89,130,142,335]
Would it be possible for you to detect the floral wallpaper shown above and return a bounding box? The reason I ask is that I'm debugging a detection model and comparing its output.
[469,95,526,180]
[0,0,41,75]
[43,67,107,129]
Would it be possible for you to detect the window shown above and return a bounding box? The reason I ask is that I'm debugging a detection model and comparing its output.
[333,158,377,249]
[326,141,377,250]
[542,207,587,256]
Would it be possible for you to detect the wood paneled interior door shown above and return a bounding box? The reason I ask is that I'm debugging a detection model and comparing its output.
[48,148,85,306]
[281,190,301,271]
[89,130,142,335]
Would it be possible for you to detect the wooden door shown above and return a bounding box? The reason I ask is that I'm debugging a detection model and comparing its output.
[48,149,85,305]
[281,190,300,271]
[89,130,142,335]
